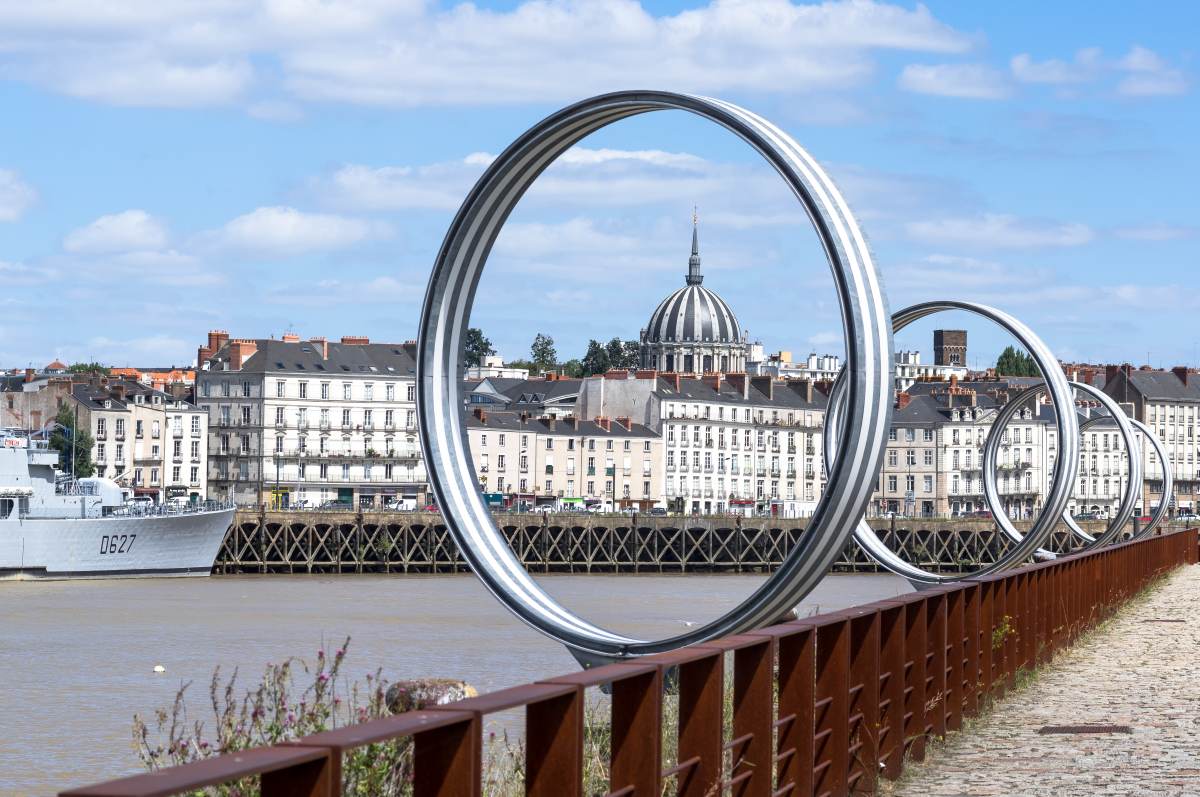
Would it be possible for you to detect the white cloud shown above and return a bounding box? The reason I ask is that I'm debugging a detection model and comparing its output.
[0,259,57,284]
[0,0,973,108]
[0,168,39,222]
[1100,284,1200,308]
[262,276,414,306]
[906,213,1094,249]
[1110,222,1199,241]
[1010,45,1190,98]
[57,334,194,366]
[896,63,1015,99]
[62,209,171,253]
[1011,48,1105,84]
[194,206,390,258]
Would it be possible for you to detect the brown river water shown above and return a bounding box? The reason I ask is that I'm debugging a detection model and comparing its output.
[1,572,912,796]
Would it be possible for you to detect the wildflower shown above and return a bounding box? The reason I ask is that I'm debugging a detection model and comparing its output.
[288,712,295,722]
[318,649,324,657]
[336,648,344,656]
[365,673,372,680]
[334,697,341,704]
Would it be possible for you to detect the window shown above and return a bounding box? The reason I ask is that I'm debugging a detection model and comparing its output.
[97,419,107,436]
[343,383,352,400]
[407,385,415,402]
[923,429,933,441]
[644,441,651,452]
[545,479,553,493]
[888,429,897,441]
[906,475,915,492]
[481,434,487,447]
[546,438,554,450]
[905,450,916,466]
[276,381,285,397]
[242,381,251,397]
[924,475,933,493]
[386,384,395,401]
[905,429,915,442]
[521,435,528,447]
[321,382,330,399]
[924,450,933,466]
[191,416,201,434]
[888,475,897,492]
[887,450,897,466]
[221,382,231,398]
[298,382,307,399]
[365,384,374,401]
[202,381,211,398]
[275,406,285,425]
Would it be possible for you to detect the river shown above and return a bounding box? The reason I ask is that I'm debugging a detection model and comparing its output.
[2,572,912,796]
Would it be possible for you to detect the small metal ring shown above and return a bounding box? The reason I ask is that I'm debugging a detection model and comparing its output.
[1128,418,1172,538]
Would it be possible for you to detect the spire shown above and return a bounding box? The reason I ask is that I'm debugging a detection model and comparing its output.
[686,209,703,286]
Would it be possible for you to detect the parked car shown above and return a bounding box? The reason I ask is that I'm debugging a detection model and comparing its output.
[1074,512,1101,521]
[321,499,354,510]
[969,510,993,519]
[422,505,441,513]
[1172,514,1200,523]
[646,507,668,516]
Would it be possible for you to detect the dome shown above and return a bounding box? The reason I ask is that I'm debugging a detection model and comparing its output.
[645,284,741,345]
[644,224,741,345]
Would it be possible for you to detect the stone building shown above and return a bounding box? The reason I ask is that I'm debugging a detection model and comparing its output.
[197,332,425,509]
[465,410,663,512]
[578,371,827,517]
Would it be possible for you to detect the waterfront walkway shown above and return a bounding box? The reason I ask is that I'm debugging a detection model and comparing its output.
[889,562,1200,797]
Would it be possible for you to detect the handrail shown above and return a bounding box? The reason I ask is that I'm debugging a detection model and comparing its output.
[62,528,1198,797]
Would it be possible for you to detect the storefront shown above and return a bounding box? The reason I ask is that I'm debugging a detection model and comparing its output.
[269,487,291,508]
[729,499,755,517]
[134,487,160,505]
[482,492,506,507]
[359,488,375,508]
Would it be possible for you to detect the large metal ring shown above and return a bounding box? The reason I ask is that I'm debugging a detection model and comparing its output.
[834,301,1080,588]
[1130,418,1172,538]
[1056,382,1143,549]
[416,92,893,664]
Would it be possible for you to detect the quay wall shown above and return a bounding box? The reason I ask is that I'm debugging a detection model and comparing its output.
[213,510,1158,575]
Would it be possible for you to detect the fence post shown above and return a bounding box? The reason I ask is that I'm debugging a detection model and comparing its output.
[814,619,850,797]
[924,592,947,741]
[776,625,816,797]
[414,715,481,797]
[846,609,880,794]
[902,597,927,763]
[732,638,774,797]
[526,689,583,797]
[676,649,724,797]
[610,669,662,797]
[876,603,906,781]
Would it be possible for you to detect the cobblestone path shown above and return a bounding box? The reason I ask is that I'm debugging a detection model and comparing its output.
[888,562,1200,797]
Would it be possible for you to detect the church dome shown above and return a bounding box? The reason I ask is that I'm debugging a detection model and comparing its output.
[644,225,741,346]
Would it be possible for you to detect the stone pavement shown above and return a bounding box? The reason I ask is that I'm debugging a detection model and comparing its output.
[886,562,1200,797]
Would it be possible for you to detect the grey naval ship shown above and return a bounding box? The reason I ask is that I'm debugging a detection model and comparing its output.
[0,430,233,579]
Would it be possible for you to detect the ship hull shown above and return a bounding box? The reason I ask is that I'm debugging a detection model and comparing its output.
[0,508,234,580]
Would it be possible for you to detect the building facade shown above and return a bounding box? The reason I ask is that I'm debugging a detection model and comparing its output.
[197,332,426,509]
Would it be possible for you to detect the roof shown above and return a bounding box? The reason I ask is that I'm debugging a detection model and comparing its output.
[1127,370,1200,402]
[204,339,416,377]
[46,360,66,369]
[654,376,829,412]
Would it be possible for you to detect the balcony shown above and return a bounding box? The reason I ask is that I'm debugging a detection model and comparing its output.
[606,467,615,476]
[623,468,631,476]
[643,470,651,477]
[320,421,332,430]
[152,430,161,438]
[192,428,203,437]
[172,454,183,463]
[786,468,796,478]
[805,469,815,478]
[787,445,796,454]
[770,468,781,477]
[806,447,816,455]
[756,468,766,477]
[191,455,201,462]
[341,423,353,431]
[363,422,375,431]
[173,428,184,437]
[95,430,107,440]
[384,422,396,431]
[588,466,596,475]
[115,431,126,441]
[545,466,553,474]
[298,421,310,431]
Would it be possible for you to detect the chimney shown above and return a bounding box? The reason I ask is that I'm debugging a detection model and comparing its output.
[473,407,487,424]
[564,416,578,430]
[635,370,658,380]
[228,339,258,370]
[402,341,418,361]
[283,333,300,342]
[169,382,187,399]
[109,384,126,402]
[199,330,229,368]
[544,417,555,431]
[310,337,328,359]
[949,374,958,388]
[615,416,632,431]
[604,369,630,380]
[341,335,370,345]
[813,379,834,397]
[787,378,813,403]
[24,368,34,383]
[896,391,911,410]
[662,373,681,392]
[1173,366,1189,386]
[750,375,773,401]
[1082,367,1095,387]
[1106,364,1119,384]
[594,416,611,432]
[543,372,558,382]
[700,373,722,392]
[724,372,749,399]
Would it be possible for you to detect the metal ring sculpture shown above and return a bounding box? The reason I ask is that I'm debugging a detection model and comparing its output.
[1130,417,1171,538]
[1054,382,1142,549]
[417,91,892,665]
[827,302,1080,588]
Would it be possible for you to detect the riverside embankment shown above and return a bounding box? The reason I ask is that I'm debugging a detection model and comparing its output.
[216,509,1152,574]
[888,557,1200,796]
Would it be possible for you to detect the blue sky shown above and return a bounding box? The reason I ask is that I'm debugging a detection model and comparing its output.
[0,0,1196,372]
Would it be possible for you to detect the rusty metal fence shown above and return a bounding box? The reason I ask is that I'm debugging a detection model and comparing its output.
[63,527,1197,797]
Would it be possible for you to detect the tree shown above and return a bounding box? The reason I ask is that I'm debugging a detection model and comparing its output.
[622,341,640,369]
[530,333,557,371]
[581,340,611,376]
[560,359,585,378]
[506,358,538,376]
[66,362,110,375]
[996,346,1041,378]
[463,328,495,367]
[49,404,95,478]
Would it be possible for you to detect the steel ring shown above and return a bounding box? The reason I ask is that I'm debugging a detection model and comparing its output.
[1129,417,1172,538]
[1057,382,1143,549]
[832,301,1080,588]
[417,91,893,665]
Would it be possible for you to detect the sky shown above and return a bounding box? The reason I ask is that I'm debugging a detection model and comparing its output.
[0,0,1196,372]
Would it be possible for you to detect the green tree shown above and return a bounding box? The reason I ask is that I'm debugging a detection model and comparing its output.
[463,328,495,367]
[622,341,640,369]
[1023,351,1042,378]
[49,404,95,477]
[582,340,611,376]
[506,358,538,376]
[560,359,585,378]
[66,362,111,375]
[996,346,1041,377]
[530,333,557,372]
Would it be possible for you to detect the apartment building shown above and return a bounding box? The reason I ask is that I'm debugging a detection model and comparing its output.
[578,370,827,517]
[197,331,425,509]
[465,410,663,511]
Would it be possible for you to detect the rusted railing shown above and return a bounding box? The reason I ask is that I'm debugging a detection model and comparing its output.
[63,527,1198,797]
